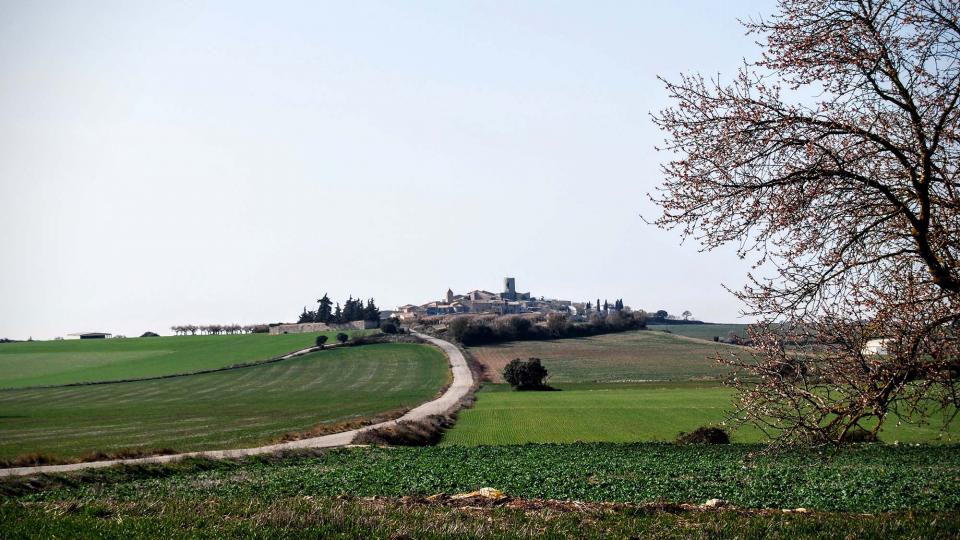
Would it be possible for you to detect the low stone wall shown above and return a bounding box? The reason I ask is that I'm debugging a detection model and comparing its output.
[269,321,378,335]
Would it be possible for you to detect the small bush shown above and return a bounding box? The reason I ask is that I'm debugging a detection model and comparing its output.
[676,426,730,445]
[381,322,398,334]
[315,335,328,348]
[503,358,550,390]
[140,331,160,338]
[841,426,879,443]
[336,332,349,344]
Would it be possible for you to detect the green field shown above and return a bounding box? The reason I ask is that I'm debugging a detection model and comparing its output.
[442,383,959,445]
[0,343,448,461]
[0,443,960,512]
[469,330,749,383]
[646,323,751,341]
[0,332,370,388]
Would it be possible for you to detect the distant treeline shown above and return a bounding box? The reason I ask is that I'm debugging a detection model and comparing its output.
[298,294,381,325]
[446,311,646,347]
[170,324,269,336]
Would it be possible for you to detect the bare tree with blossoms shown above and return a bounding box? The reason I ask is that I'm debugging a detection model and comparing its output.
[653,0,959,444]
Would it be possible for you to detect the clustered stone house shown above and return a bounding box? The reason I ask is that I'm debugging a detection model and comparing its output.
[397,277,580,320]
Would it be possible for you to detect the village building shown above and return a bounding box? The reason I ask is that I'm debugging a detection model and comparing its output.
[398,277,577,320]
[65,332,112,340]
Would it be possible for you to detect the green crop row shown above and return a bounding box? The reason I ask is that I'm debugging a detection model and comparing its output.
[10,443,960,513]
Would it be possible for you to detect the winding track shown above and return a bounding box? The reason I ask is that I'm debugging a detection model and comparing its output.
[0,332,472,478]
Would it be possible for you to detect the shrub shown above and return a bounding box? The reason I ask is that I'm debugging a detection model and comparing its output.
[336,332,349,344]
[352,415,454,446]
[381,322,398,334]
[447,316,469,341]
[840,426,879,443]
[503,358,550,390]
[676,426,730,445]
[140,332,160,338]
[315,335,328,348]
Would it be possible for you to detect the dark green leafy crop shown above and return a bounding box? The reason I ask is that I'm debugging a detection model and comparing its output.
[14,443,960,513]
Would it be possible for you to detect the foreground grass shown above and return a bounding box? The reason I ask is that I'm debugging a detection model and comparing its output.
[0,332,372,388]
[3,444,957,538]
[443,383,959,445]
[0,344,448,461]
[468,330,750,383]
[3,495,957,539]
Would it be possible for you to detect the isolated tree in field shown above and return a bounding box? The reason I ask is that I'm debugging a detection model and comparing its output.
[336,332,349,345]
[682,310,692,321]
[315,335,328,348]
[653,0,960,444]
[502,358,550,390]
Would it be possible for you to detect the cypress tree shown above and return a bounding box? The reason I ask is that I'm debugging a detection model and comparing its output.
[317,294,333,323]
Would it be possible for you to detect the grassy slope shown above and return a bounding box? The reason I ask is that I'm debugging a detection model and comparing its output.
[443,383,959,445]
[460,328,957,445]
[0,332,370,388]
[468,330,750,383]
[646,323,751,341]
[0,343,448,461]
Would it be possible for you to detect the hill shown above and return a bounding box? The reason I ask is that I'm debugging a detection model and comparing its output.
[0,332,370,388]
[0,343,447,462]
[645,323,751,341]
[468,329,749,383]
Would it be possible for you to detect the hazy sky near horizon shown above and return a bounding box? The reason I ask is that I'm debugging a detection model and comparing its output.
[1,0,776,339]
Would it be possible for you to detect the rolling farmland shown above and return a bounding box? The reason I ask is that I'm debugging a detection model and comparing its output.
[0,332,372,388]
[646,323,751,341]
[0,343,447,461]
[443,383,959,445]
[468,330,749,383]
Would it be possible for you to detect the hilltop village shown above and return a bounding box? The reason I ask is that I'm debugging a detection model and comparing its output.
[397,277,625,321]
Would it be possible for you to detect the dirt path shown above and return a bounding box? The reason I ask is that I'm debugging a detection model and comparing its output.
[0,332,472,478]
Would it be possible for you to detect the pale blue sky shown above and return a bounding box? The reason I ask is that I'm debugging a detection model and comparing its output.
[0,0,775,339]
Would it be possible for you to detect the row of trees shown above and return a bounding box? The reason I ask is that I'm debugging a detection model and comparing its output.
[170,324,268,336]
[582,299,627,312]
[297,294,381,324]
[649,310,695,322]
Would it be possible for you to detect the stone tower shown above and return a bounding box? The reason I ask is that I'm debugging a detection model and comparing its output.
[503,277,517,300]
[446,288,454,303]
